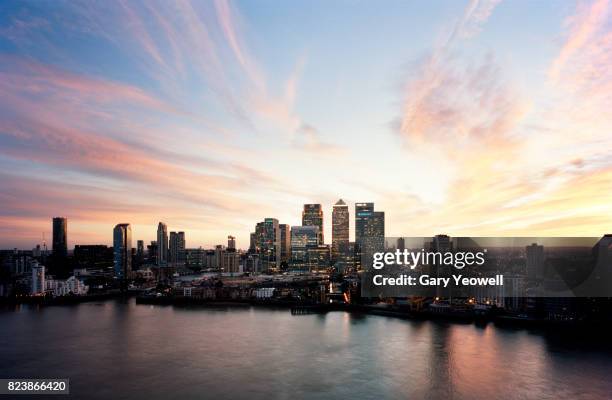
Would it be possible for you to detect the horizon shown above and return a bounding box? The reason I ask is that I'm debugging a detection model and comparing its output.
[5,210,610,252]
[1,0,612,249]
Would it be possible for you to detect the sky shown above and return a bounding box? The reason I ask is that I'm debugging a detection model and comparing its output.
[0,0,611,250]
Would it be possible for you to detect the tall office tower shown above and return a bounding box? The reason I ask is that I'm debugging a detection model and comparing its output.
[279,224,291,263]
[332,199,349,261]
[354,203,374,247]
[31,261,45,295]
[157,222,168,266]
[354,203,384,270]
[135,240,144,268]
[137,240,144,258]
[52,217,68,258]
[113,223,132,280]
[290,226,320,271]
[432,234,451,252]
[397,237,406,251]
[227,235,236,251]
[147,241,158,264]
[249,232,257,252]
[169,232,177,264]
[169,231,185,265]
[255,218,281,272]
[431,234,452,299]
[526,243,544,280]
[302,204,324,244]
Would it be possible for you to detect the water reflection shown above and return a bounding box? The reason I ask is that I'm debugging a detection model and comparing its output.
[1,300,611,400]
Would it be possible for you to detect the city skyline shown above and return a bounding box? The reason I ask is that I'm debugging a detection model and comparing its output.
[1,0,612,248]
[12,199,378,252]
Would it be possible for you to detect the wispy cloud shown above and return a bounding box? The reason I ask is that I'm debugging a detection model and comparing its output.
[0,0,611,247]
[0,1,316,247]
[390,0,612,237]
[549,0,610,85]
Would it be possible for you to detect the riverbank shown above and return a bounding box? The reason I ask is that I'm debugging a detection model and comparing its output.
[0,292,124,306]
[3,293,610,330]
[133,296,612,329]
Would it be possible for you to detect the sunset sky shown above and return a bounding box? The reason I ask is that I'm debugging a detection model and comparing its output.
[1,0,611,249]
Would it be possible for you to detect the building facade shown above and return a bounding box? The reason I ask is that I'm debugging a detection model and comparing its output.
[354,203,384,270]
[332,199,349,262]
[113,223,132,280]
[255,218,281,272]
[526,243,544,280]
[52,217,68,258]
[157,222,168,266]
[169,231,186,265]
[302,204,324,244]
[290,226,320,271]
[31,261,45,295]
[227,235,236,251]
[279,224,291,264]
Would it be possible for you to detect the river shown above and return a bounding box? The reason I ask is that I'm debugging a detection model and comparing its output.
[1,299,611,399]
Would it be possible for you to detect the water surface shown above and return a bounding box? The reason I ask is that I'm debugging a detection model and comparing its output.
[1,300,611,399]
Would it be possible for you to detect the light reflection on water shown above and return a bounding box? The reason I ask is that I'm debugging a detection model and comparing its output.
[1,299,611,400]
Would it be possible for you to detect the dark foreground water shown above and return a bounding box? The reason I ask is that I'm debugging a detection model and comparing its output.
[1,300,612,400]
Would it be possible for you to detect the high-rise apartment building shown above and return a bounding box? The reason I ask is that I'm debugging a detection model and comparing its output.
[169,231,185,265]
[31,261,45,295]
[227,235,236,250]
[52,217,68,258]
[157,222,168,266]
[113,223,132,281]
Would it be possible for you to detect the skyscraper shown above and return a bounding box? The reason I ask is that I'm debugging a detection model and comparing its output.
[169,231,185,265]
[31,261,45,295]
[137,240,144,258]
[290,226,320,271]
[526,243,544,280]
[147,241,158,265]
[354,203,384,269]
[52,217,68,258]
[255,218,280,272]
[113,223,132,281]
[332,199,349,261]
[135,240,145,269]
[227,235,236,250]
[432,234,451,299]
[157,222,168,266]
[279,224,291,263]
[432,234,451,252]
[354,203,374,248]
[302,204,324,244]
